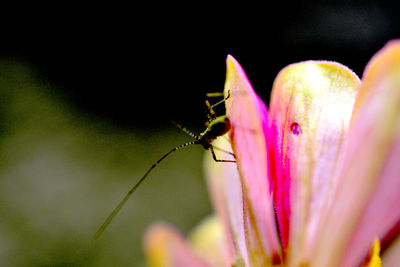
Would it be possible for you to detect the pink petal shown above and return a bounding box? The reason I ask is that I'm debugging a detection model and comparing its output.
[203,135,249,266]
[143,222,211,267]
[268,61,360,264]
[224,55,282,265]
[312,40,400,267]
[382,236,400,267]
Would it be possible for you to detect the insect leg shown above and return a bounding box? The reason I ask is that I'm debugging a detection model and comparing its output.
[212,145,236,159]
[209,146,236,163]
[205,98,216,123]
[205,90,231,123]
[210,90,230,109]
[206,92,224,97]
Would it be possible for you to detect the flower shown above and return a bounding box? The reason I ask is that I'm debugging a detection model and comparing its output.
[143,40,400,267]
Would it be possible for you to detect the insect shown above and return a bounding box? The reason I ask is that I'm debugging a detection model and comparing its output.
[93,91,236,239]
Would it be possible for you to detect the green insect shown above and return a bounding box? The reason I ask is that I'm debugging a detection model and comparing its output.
[93,91,236,239]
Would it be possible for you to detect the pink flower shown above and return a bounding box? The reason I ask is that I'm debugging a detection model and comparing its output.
[143,40,400,267]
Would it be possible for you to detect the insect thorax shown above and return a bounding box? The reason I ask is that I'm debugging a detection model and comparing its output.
[199,115,231,144]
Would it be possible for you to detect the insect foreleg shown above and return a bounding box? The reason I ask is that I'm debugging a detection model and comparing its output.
[205,90,231,123]
[210,90,230,109]
[205,99,216,123]
[206,92,224,98]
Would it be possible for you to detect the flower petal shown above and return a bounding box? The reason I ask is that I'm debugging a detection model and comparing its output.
[312,40,400,267]
[382,236,400,267]
[143,222,211,267]
[360,239,382,267]
[203,134,249,266]
[268,61,360,264]
[189,215,232,267]
[224,55,282,265]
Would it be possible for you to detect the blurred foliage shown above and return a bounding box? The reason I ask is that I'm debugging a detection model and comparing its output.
[0,60,213,266]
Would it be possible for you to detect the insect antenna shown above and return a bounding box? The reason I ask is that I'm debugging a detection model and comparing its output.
[94,90,235,239]
[93,140,197,240]
[170,120,198,139]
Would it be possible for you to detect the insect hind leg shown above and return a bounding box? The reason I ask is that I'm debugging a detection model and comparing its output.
[212,145,236,159]
[209,146,236,163]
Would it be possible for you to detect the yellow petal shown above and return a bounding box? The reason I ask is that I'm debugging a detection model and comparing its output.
[203,134,249,266]
[189,215,232,267]
[361,239,382,267]
[143,222,211,267]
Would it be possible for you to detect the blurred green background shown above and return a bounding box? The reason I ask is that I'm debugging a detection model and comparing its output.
[0,60,212,266]
[1,2,399,266]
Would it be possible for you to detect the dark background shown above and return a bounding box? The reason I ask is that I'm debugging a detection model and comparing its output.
[1,2,399,266]
[3,2,399,131]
